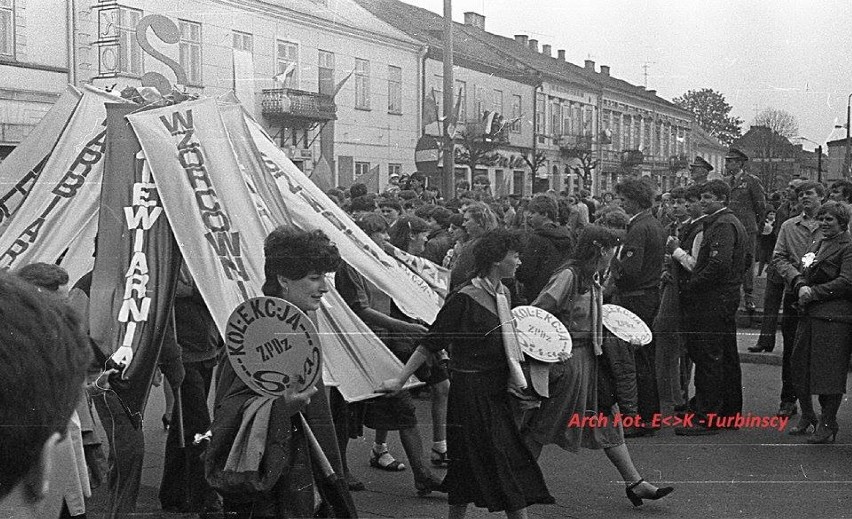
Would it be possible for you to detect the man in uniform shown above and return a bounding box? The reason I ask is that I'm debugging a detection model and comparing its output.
[688,156,714,185]
[724,148,766,315]
[675,180,747,435]
[611,178,667,436]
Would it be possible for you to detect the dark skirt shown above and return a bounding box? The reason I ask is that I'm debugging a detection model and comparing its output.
[362,390,418,431]
[791,315,852,394]
[444,368,554,512]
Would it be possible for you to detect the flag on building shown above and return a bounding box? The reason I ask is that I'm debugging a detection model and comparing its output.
[331,68,356,99]
[423,89,439,126]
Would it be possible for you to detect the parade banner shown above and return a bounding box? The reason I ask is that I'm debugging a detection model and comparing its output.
[89,103,182,418]
[0,86,123,270]
[385,244,450,299]
[217,99,424,401]
[317,283,422,402]
[0,85,81,231]
[126,98,268,337]
[243,114,442,323]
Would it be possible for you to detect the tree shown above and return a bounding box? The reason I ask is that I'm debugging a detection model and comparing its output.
[454,128,500,172]
[563,149,598,191]
[673,88,743,146]
[752,108,799,139]
[522,150,547,175]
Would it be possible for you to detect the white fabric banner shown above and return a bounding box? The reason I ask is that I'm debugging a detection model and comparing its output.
[244,116,442,323]
[0,86,124,270]
[127,98,267,335]
[0,85,81,233]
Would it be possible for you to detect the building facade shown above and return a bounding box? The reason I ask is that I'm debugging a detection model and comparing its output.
[73,0,422,188]
[0,0,72,160]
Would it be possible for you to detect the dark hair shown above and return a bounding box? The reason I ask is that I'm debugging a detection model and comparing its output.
[397,189,418,201]
[684,183,703,202]
[349,195,377,213]
[798,180,826,198]
[570,225,621,289]
[413,204,435,220]
[327,188,345,200]
[378,199,402,214]
[349,182,368,198]
[700,179,731,203]
[388,215,432,251]
[595,206,630,230]
[471,229,523,277]
[669,186,687,200]
[354,212,389,235]
[0,271,91,499]
[527,194,559,222]
[455,180,471,190]
[472,174,490,186]
[614,178,655,209]
[15,262,69,292]
[817,201,850,231]
[448,213,464,228]
[430,206,453,229]
[830,180,852,202]
[262,228,341,296]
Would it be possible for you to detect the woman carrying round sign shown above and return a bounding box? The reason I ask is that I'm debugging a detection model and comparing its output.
[523,225,674,507]
[381,229,554,519]
[206,228,349,518]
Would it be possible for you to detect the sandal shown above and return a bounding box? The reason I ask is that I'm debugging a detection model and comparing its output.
[430,448,449,467]
[369,449,406,471]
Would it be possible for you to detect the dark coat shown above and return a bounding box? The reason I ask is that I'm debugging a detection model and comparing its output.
[728,172,767,234]
[422,228,454,265]
[611,210,666,294]
[683,208,747,302]
[791,232,852,394]
[516,223,575,303]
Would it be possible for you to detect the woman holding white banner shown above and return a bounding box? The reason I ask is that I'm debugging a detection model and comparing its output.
[206,228,347,518]
[523,225,674,508]
[381,229,554,519]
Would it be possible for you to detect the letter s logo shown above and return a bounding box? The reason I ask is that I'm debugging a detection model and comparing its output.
[135,15,188,94]
[252,370,290,395]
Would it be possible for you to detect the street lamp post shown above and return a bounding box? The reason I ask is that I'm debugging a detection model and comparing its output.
[846,93,852,178]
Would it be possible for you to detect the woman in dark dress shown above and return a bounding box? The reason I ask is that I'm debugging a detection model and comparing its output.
[788,202,852,443]
[382,229,554,519]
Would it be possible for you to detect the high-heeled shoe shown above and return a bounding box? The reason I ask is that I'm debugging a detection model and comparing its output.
[415,476,447,497]
[787,415,817,436]
[625,478,674,507]
[806,421,839,444]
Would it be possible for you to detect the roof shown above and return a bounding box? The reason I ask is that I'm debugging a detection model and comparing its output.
[354,0,538,84]
[261,0,419,46]
[691,125,727,151]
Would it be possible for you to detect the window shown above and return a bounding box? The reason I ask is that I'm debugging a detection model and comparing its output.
[275,40,299,88]
[387,65,402,114]
[179,20,202,85]
[118,7,143,75]
[318,50,334,95]
[454,80,466,122]
[535,92,545,135]
[233,31,253,53]
[474,86,486,118]
[355,58,370,110]
[551,99,560,136]
[0,0,13,58]
[510,94,521,133]
[388,163,402,178]
[355,162,370,177]
[492,89,503,114]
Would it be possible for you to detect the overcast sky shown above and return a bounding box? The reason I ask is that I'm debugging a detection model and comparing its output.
[403,0,852,149]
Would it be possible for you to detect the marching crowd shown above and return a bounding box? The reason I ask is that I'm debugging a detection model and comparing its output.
[4,147,852,519]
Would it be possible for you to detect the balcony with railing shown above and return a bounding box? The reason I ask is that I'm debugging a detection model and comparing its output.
[556,133,593,152]
[261,88,337,123]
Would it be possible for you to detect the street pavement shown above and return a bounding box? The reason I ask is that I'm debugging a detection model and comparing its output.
[85,274,852,519]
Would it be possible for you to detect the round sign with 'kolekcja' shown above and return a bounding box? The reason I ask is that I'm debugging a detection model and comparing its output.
[225,297,322,397]
[511,305,572,363]
[601,304,652,346]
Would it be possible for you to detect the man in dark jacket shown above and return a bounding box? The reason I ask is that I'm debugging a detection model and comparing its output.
[611,178,666,436]
[676,180,747,435]
[725,148,766,313]
[516,194,575,303]
[421,206,455,265]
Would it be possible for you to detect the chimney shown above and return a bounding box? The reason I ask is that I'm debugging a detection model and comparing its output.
[557,49,566,61]
[514,34,529,46]
[647,89,657,96]
[542,44,551,57]
[600,65,610,76]
[584,59,595,71]
[529,39,539,52]
[463,11,485,30]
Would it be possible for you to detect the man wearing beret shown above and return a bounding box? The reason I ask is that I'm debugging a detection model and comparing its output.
[688,156,714,185]
[724,148,766,316]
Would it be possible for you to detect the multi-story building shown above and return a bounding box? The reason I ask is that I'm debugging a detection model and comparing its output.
[74,0,422,188]
[0,0,72,160]
[357,0,537,196]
